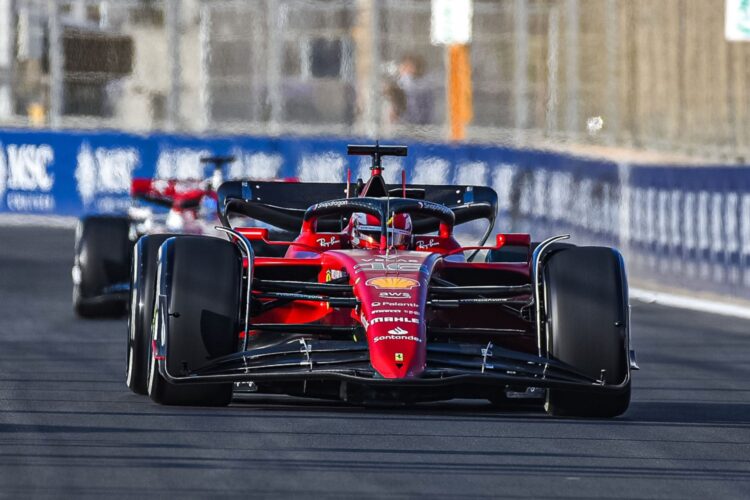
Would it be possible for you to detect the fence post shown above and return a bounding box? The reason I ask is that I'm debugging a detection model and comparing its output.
[605,0,619,145]
[165,0,181,131]
[47,0,63,128]
[564,0,579,137]
[368,0,381,138]
[266,0,283,134]
[513,0,529,140]
[198,1,212,131]
[0,0,13,120]
[546,5,559,136]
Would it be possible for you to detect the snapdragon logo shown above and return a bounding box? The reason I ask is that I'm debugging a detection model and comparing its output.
[0,142,56,212]
[75,142,140,207]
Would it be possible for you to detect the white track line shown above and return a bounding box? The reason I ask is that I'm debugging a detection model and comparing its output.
[631,287,750,320]
[2,213,749,320]
[0,214,77,228]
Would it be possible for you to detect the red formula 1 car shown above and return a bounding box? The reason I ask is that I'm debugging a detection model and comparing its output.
[73,156,291,318]
[128,144,636,417]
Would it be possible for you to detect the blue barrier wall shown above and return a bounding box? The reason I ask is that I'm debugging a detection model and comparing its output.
[1,128,749,298]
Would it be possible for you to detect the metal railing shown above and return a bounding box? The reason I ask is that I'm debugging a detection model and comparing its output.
[1,0,749,162]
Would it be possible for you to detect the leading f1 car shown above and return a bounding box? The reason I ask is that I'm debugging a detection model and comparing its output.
[127,144,637,417]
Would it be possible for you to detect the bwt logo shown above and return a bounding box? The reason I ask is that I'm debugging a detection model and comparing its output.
[75,143,140,206]
[0,143,55,195]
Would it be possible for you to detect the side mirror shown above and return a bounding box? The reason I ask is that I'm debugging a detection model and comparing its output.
[496,233,530,248]
[238,227,269,241]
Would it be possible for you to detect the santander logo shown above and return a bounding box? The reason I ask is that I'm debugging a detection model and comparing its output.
[388,326,408,335]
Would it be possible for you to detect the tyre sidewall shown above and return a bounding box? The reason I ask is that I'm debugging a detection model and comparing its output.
[127,233,178,394]
[543,246,631,417]
[73,215,132,316]
[148,236,240,406]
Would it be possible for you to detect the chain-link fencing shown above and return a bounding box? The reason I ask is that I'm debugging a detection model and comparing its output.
[1,0,750,162]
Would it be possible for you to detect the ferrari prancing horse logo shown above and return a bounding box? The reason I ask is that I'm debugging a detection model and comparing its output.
[366,277,420,289]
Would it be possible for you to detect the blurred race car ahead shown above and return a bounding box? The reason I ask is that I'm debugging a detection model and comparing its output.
[129,144,637,417]
[72,156,284,318]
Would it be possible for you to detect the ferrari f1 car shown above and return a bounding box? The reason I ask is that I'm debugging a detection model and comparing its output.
[72,156,291,318]
[128,144,637,417]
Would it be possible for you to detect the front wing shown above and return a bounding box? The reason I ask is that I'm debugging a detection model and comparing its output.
[153,329,630,395]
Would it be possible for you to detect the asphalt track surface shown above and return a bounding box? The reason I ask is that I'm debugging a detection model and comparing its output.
[0,226,749,499]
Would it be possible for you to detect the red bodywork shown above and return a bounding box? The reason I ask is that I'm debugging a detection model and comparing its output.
[131,178,216,211]
[239,225,533,381]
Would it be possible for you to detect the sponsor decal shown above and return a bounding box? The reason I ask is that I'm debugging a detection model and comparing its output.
[0,144,6,198]
[360,256,419,262]
[388,326,408,335]
[416,238,440,249]
[6,192,54,211]
[227,150,283,180]
[4,143,55,191]
[354,261,425,273]
[311,198,372,212]
[372,301,418,308]
[372,308,420,316]
[417,200,454,218]
[412,157,450,185]
[366,277,420,289]
[317,236,340,248]
[75,142,139,207]
[369,316,420,326]
[456,161,489,186]
[0,143,56,212]
[378,292,412,299]
[325,269,347,282]
[395,352,404,362]
[155,148,211,180]
[374,335,421,343]
[298,152,345,182]
[312,199,348,210]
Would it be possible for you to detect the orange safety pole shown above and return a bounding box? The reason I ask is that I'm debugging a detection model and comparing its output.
[447,43,473,141]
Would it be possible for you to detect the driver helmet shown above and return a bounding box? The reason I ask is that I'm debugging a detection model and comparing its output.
[350,212,412,249]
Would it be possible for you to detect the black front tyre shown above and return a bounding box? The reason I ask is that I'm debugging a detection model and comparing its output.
[147,236,242,406]
[543,246,631,418]
[73,215,131,317]
[126,234,179,395]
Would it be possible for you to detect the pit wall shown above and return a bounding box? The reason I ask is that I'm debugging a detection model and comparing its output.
[1,128,748,299]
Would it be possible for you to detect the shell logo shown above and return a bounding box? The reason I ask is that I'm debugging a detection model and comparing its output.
[366,276,420,289]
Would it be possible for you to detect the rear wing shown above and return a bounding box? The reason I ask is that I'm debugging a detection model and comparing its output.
[131,178,207,210]
[217,181,498,234]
